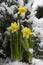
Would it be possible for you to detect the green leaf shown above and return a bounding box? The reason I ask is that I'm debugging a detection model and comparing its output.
[21,38,29,52]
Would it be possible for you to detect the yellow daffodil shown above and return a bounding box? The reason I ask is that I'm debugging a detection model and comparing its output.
[8,22,18,33]
[17,6,26,15]
[21,27,32,38]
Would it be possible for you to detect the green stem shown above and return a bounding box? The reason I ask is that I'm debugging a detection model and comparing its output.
[28,52,33,64]
[28,35,33,63]
[13,32,19,61]
[13,33,15,60]
[10,31,14,60]
[18,16,22,60]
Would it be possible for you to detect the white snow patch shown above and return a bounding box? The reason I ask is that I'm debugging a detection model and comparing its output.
[28,48,34,54]
[33,27,42,36]
[6,58,43,65]
[6,61,29,65]
[32,0,43,11]
[18,0,24,6]
[10,5,17,12]
[6,7,13,15]
[39,42,43,48]
[29,15,43,30]
[13,13,18,19]
[32,58,43,65]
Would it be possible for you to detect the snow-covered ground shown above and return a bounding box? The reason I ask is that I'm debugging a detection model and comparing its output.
[6,61,29,65]
[6,58,43,65]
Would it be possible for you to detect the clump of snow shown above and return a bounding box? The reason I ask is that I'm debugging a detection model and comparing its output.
[33,26,43,39]
[29,15,38,27]
[39,42,43,48]
[1,2,8,7]
[32,0,43,11]
[29,15,43,30]
[32,58,43,65]
[35,18,43,29]
[13,13,18,19]
[25,1,32,12]
[39,30,43,38]
[6,7,13,15]
[18,0,24,6]
[0,14,3,18]
[10,5,17,12]
[0,6,5,11]
[28,48,34,54]
[33,27,42,37]
[0,2,14,15]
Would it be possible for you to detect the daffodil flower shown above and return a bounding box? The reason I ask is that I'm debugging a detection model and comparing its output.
[21,27,32,39]
[8,22,18,33]
[17,6,26,15]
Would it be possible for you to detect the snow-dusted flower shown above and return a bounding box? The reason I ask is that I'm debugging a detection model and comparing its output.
[17,6,26,15]
[8,22,18,33]
[21,27,32,38]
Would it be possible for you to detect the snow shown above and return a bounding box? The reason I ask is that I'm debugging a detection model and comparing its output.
[0,6,5,11]
[0,14,3,18]
[13,13,18,19]
[39,42,43,48]
[6,61,29,65]
[29,15,43,29]
[7,0,9,2]
[35,18,43,29]
[1,2,8,7]
[28,48,34,54]
[18,0,24,6]
[6,58,43,65]
[32,0,43,11]
[29,15,38,26]
[9,0,12,3]
[33,27,42,37]
[6,7,13,15]
[32,58,43,65]
[10,5,17,12]
[25,1,32,12]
